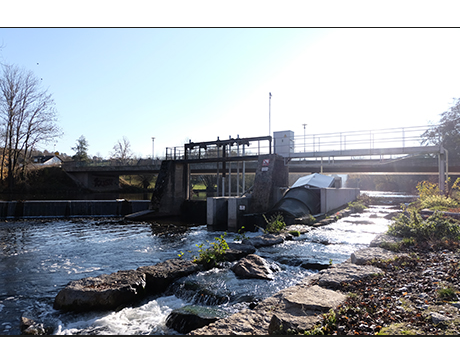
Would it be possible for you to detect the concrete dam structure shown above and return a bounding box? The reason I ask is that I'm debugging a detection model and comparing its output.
[207,160,359,230]
[128,146,359,230]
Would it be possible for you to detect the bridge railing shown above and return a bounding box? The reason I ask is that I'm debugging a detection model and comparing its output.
[62,158,163,169]
[293,125,430,155]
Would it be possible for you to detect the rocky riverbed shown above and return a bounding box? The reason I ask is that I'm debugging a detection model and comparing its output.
[18,207,460,336]
[189,234,460,335]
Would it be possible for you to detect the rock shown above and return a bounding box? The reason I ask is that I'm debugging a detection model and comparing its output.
[54,269,147,312]
[268,285,347,334]
[169,279,230,305]
[20,317,50,335]
[369,233,403,247]
[190,284,347,336]
[137,259,201,295]
[54,259,200,312]
[189,308,272,336]
[284,284,346,312]
[431,312,450,325]
[243,234,284,248]
[350,247,402,265]
[300,262,331,271]
[166,305,228,334]
[224,241,256,261]
[315,262,383,289]
[231,254,276,280]
[274,256,330,271]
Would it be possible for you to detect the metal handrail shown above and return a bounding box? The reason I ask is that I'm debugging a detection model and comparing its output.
[293,125,431,154]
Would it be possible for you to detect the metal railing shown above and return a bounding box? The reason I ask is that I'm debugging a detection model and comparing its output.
[293,125,431,155]
[165,136,272,161]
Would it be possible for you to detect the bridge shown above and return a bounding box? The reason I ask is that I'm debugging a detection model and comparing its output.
[62,125,457,194]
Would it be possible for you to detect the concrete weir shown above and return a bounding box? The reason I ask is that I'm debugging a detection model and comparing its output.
[0,200,150,219]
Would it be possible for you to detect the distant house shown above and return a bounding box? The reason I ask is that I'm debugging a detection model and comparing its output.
[32,155,63,167]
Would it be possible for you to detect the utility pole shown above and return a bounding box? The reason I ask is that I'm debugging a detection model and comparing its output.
[269,92,272,137]
[151,137,155,161]
[302,123,307,153]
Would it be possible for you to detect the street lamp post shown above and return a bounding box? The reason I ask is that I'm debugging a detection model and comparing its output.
[269,92,272,137]
[302,124,307,153]
[151,137,155,161]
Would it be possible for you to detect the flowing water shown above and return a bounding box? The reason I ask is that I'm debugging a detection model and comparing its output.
[0,202,398,336]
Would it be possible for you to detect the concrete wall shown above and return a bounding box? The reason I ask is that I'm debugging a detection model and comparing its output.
[228,197,251,231]
[250,155,289,213]
[208,196,251,231]
[67,172,120,191]
[207,197,230,227]
[0,200,150,219]
[150,160,189,216]
[320,188,360,214]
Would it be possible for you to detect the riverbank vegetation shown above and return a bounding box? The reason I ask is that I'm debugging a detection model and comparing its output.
[301,179,460,336]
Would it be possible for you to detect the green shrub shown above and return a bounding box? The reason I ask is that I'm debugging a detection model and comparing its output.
[263,213,286,234]
[193,233,229,267]
[419,194,459,210]
[388,210,460,243]
[348,199,367,213]
[415,179,460,211]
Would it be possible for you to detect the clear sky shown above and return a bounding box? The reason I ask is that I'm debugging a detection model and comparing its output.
[2,28,460,159]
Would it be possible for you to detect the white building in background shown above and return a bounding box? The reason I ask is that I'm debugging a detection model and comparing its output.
[32,155,63,167]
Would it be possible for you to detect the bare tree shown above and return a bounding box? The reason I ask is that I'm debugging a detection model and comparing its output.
[111,136,133,164]
[0,64,61,188]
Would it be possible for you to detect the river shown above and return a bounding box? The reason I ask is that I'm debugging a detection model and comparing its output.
[0,197,401,336]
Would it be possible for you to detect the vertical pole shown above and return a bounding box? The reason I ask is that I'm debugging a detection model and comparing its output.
[439,147,446,195]
[184,163,190,200]
[269,92,272,138]
[222,143,226,196]
[446,149,449,194]
[237,142,240,196]
[242,144,246,194]
[229,162,232,196]
[402,128,405,149]
[216,145,220,197]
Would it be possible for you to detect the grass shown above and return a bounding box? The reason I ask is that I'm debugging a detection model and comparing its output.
[437,285,458,301]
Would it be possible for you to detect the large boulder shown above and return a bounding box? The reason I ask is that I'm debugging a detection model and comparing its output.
[224,241,256,261]
[315,262,383,289]
[54,269,147,312]
[268,285,347,334]
[350,247,403,265]
[137,259,201,295]
[54,259,201,312]
[243,234,284,248]
[231,254,278,280]
[166,305,228,334]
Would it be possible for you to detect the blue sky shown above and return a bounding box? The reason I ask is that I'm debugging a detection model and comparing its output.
[2,28,460,159]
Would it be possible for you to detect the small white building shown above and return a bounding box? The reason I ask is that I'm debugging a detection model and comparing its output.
[32,155,63,167]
